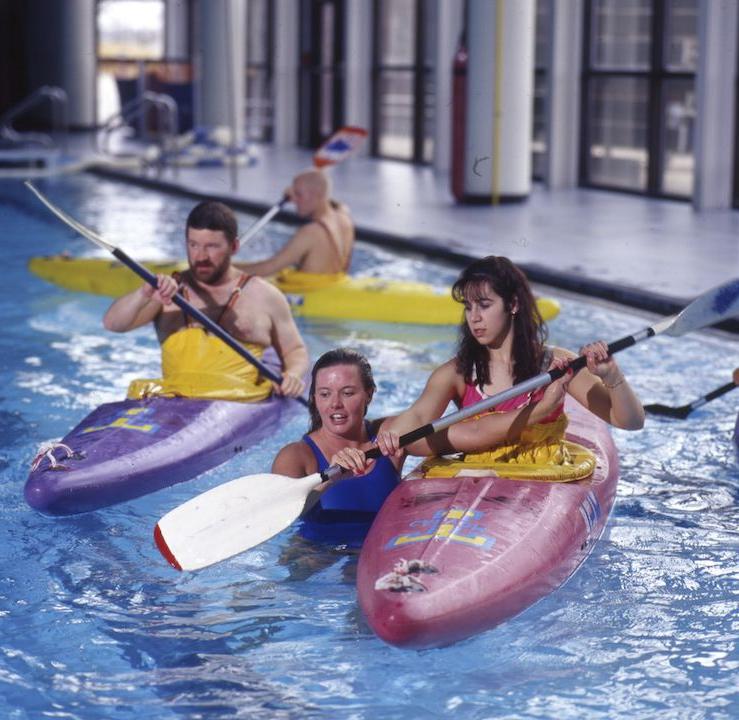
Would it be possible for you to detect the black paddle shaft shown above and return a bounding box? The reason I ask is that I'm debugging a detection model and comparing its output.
[703,381,737,403]
[112,247,309,407]
[361,330,652,461]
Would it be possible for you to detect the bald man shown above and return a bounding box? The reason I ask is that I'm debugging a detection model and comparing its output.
[236,169,355,276]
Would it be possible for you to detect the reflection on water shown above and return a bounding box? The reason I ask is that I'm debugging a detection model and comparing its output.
[0,174,736,719]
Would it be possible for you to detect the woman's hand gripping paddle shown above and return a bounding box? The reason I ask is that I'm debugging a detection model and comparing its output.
[26,181,309,408]
[154,276,739,571]
[237,126,368,244]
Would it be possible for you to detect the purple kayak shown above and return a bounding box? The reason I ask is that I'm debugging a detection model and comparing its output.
[734,411,739,449]
[25,394,294,515]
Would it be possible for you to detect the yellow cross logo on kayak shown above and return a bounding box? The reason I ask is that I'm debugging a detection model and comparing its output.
[386,508,495,550]
[82,407,159,434]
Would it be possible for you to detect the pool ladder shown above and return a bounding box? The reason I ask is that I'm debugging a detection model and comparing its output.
[96,91,180,177]
[0,85,69,162]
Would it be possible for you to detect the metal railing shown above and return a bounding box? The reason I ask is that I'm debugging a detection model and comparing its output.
[97,91,179,176]
[0,85,69,152]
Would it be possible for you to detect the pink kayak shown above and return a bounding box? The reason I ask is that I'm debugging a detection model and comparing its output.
[356,398,619,649]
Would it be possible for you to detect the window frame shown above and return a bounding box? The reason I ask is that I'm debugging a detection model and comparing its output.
[370,0,433,164]
[579,0,697,200]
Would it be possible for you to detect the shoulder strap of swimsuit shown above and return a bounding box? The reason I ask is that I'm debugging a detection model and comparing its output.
[302,433,330,471]
[172,271,195,328]
[216,272,250,324]
[174,271,250,329]
[313,218,348,271]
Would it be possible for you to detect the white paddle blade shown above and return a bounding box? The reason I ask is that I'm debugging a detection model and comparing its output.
[667,277,739,336]
[155,472,322,571]
[25,182,114,251]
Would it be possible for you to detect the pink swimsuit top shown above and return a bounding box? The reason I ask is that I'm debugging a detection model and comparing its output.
[460,352,564,423]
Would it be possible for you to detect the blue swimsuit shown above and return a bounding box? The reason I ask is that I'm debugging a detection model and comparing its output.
[299,427,400,546]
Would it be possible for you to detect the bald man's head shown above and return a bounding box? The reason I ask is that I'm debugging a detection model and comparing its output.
[292,169,330,217]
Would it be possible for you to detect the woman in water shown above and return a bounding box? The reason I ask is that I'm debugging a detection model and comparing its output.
[333,255,644,477]
[272,324,577,545]
[272,348,399,546]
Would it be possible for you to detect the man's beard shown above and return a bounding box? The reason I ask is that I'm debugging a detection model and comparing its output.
[190,258,229,285]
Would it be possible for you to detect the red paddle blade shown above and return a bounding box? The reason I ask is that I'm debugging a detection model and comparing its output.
[154,523,183,571]
[313,126,368,167]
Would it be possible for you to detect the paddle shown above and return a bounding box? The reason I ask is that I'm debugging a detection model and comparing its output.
[153,276,739,571]
[237,126,368,245]
[645,379,737,419]
[25,181,309,408]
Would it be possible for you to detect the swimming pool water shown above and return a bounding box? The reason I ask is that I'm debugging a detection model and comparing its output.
[0,174,737,719]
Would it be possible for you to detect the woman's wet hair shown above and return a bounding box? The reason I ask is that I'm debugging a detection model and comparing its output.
[308,348,376,432]
[186,201,238,243]
[452,256,547,387]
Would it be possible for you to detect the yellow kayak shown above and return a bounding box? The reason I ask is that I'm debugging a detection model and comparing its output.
[29,256,188,297]
[28,256,560,325]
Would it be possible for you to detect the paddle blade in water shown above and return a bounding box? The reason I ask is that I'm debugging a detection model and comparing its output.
[155,472,322,571]
[644,381,736,420]
[644,403,692,419]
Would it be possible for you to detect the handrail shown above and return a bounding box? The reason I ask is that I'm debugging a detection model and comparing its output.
[97,91,179,176]
[0,86,69,151]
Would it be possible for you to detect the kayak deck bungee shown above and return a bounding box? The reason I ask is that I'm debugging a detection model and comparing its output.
[25,394,293,515]
[25,350,298,515]
[28,255,561,325]
[356,398,618,649]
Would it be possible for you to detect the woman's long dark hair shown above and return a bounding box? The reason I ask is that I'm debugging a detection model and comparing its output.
[308,348,376,432]
[452,256,547,388]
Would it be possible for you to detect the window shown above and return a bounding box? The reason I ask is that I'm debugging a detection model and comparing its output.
[245,0,274,142]
[532,0,551,180]
[581,0,697,198]
[298,0,345,148]
[372,0,435,163]
[97,0,165,61]
[96,0,185,129]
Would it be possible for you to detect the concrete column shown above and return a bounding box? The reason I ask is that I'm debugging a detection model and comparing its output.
[193,0,245,143]
[344,0,372,150]
[433,0,464,173]
[165,0,190,60]
[25,0,96,128]
[693,0,738,210]
[461,0,535,202]
[544,0,583,189]
[272,0,299,146]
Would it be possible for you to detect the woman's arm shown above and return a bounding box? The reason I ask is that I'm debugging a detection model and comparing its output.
[405,368,572,455]
[556,343,645,430]
[374,361,462,453]
[271,441,315,478]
